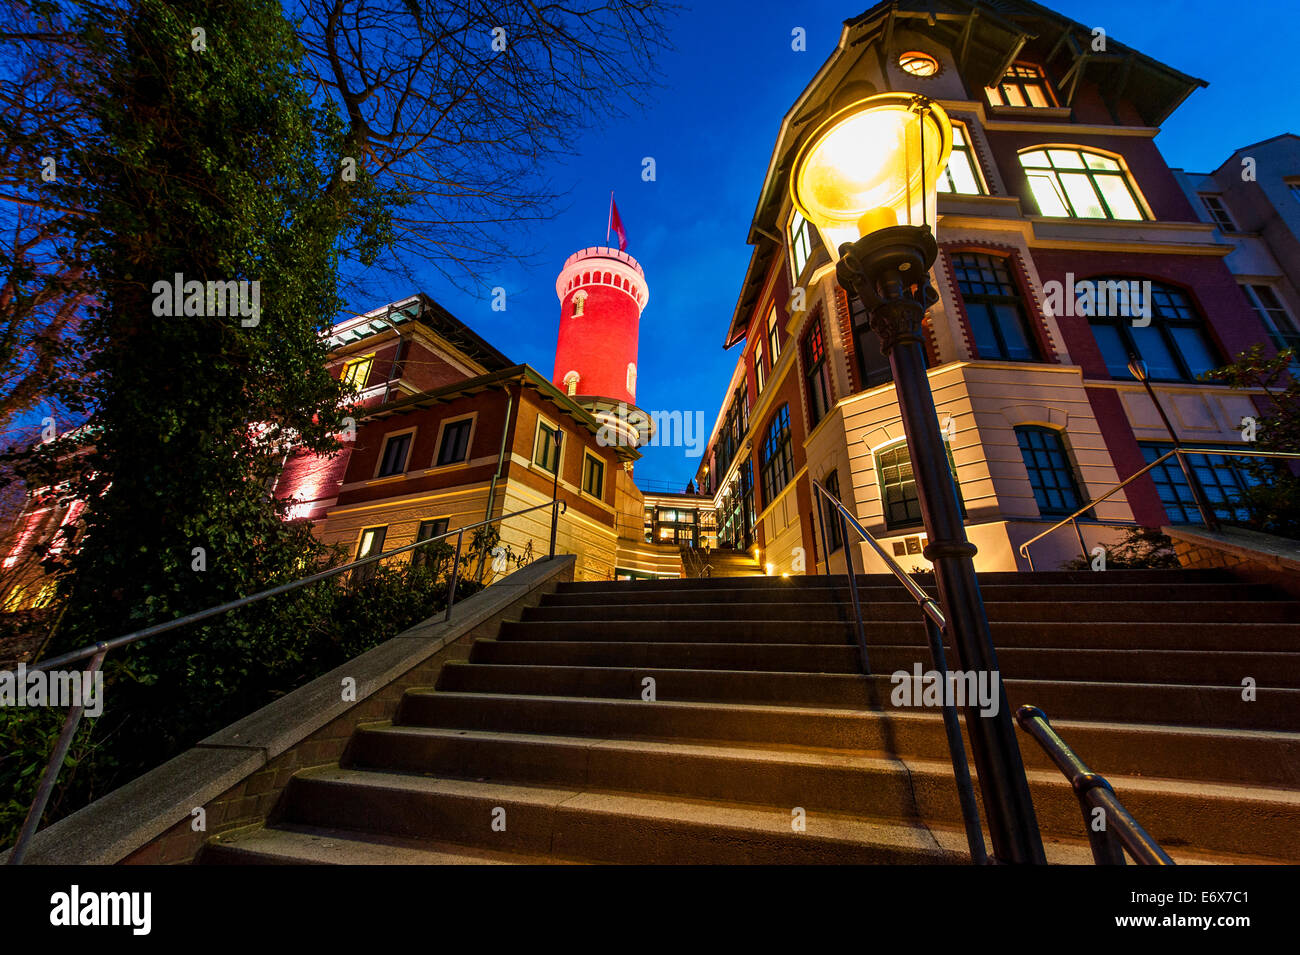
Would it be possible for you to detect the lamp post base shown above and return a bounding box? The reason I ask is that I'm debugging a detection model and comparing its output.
[838,226,1047,865]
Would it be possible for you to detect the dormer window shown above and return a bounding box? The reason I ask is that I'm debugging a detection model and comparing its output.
[986,63,1057,108]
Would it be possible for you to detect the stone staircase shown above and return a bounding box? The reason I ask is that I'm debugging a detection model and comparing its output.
[203,568,1300,864]
[680,545,764,578]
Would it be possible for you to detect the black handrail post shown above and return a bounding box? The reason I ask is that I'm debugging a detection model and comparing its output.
[1075,773,1127,865]
[839,227,1045,864]
[923,614,988,864]
[8,647,107,865]
[443,529,464,623]
[838,510,870,674]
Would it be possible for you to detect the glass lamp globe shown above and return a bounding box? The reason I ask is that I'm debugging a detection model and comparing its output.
[790,93,952,261]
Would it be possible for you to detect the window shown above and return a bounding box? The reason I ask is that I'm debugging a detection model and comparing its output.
[1019,148,1145,220]
[354,525,387,582]
[1085,279,1221,381]
[767,306,782,362]
[1140,444,1262,524]
[899,51,939,77]
[789,211,816,280]
[534,419,562,474]
[848,293,901,388]
[341,355,374,390]
[822,469,843,552]
[435,417,472,466]
[986,63,1056,108]
[951,253,1041,361]
[1199,194,1236,232]
[759,404,794,506]
[1016,427,1084,516]
[377,432,412,477]
[755,341,766,394]
[937,123,986,196]
[413,518,449,569]
[1242,284,1300,354]
[582,452,605,499]
[876,441,963,530]
[803,313,833,427]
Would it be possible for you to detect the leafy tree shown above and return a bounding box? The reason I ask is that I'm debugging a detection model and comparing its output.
[1204,345,1300,539]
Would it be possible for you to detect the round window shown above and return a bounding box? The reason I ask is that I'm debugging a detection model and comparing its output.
[899,51,939,77]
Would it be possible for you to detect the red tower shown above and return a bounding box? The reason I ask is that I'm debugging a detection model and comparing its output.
[552,246,652,447]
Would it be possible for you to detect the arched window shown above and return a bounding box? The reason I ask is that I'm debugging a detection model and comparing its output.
[1083,278,1221,381]
[760,404,794,506]
[1015,426,1084,516]
[1019,147,1145,220]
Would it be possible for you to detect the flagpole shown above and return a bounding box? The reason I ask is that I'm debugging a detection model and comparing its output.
[607,191,613,246]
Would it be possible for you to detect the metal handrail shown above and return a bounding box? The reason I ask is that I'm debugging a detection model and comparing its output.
[811,478,988,865]
[7,496,568,864]
[1016,706,1174,865]
[1019,447,1300,571]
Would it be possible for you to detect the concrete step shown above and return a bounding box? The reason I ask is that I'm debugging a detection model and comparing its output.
[343,725,1300,861]
[497,619,1300,651]
[521,600,1300,624]
[557,568,1236,593]
[541,582,1277,606]
[202,823,571,864]
[276,766,967,864]
[388,691,1300,787]
[468,639,1300,687]
[431,662,1299,729]
[470,638,862,673]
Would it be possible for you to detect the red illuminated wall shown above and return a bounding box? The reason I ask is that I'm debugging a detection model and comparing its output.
[552,247,648,406]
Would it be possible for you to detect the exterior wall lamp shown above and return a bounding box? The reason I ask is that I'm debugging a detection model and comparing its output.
[790,92,1045,864]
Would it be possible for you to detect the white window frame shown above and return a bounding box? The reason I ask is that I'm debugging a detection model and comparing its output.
[374,426,417,479]
[937,121,988,196]
[789,210,814,281]
[431,412,477,470]
[532,414,564,476]
[581,449,606,502]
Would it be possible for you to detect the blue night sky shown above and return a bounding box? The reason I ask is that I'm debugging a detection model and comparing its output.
[346,0,1300,489]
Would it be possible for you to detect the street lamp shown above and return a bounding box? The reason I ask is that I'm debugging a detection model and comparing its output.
[1127,356,1219,530]
[791,92,1045,864]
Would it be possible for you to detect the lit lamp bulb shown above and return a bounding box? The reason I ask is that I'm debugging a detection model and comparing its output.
[791,93,952,261]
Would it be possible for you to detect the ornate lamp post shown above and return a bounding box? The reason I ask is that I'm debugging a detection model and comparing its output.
[790,92,1045,864]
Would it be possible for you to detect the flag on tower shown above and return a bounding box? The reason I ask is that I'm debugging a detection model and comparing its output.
[607,193,628,252]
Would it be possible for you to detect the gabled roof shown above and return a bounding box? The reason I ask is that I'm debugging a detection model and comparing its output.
[327,292,514,372]
[725,0,1207,347]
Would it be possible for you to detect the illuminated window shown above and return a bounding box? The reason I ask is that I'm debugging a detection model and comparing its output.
[353,525,388,583]
[899,51,939,77]
[755,341,766,394]
[767,306,781,362]
[341,355,374,390]
[789,210,816,280]
[937,123,986,196]
[986,63,1056,108]
[1019,148,1145,220]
